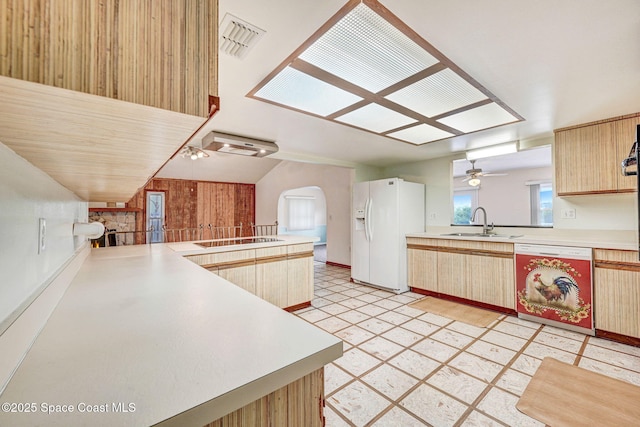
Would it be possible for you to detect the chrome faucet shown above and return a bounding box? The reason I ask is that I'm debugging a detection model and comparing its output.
[471,207,494,235]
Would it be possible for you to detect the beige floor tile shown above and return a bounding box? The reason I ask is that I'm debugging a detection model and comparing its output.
[370,406,428,426]
[314,288,333,297]
[430,328,475,349]
[371,289,395,298]
[357,317,395,334]
[446,321,487,338]
[297,308,332,323]
[510,354,542,376]
[315,316,351,333]
[359,336,404,361]
[481,330,528,351]
[459,410,506,426]
[328,380,391,426]
[578,356,640,386]
[382,327,425,347]
[323,404,352,427]
[428,366,489,404]
[476,387,544,427]
[335,325,376,345]
[411,337,459,363]
[522,342,577,364]
[492,319,539,339]
[388,349,441,380]
[588,336,640,357]
[372,298,404,310]
[324,293,351,303]
[325,363,354,395]
[541,324,589,341]
[401,318,440,336]
[356,304,388,316]
[361,363,419,400]
[336,309,371,324]
[334,348,382,376]
[340,288,365,298]
[377,310,412,326]
[392,305,425,317]
[321,303,351,315]
[448,352,504,382]
[533,330,584,353]
[356,293,383,303]
[582,344,640,372]
[466,340,517,365]
[400,384,468,427]
[387,294,419,304]
[340,298,369,309]
[494,368,532,396]
[311,297,333,308]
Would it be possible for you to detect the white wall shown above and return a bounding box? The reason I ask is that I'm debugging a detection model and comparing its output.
[256,161,353,266]
[0,142,87,332]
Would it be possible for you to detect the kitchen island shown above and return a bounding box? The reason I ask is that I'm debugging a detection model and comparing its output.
[0,242,342,426]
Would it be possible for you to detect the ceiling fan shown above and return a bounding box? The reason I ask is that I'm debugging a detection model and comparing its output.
[462,160,507,186]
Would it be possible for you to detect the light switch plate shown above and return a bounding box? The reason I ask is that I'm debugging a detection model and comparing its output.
[38,218,46,253]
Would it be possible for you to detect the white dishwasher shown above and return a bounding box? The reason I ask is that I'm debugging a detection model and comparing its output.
[514,244,594,335]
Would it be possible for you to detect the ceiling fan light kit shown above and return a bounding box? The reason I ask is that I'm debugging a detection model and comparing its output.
[180,146,209,160]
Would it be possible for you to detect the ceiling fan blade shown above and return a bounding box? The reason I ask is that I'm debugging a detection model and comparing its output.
[483,172,508,177]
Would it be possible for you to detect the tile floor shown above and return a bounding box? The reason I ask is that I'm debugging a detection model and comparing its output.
[294,262,640,427]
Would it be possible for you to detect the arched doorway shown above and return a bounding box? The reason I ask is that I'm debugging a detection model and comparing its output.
[277,186,327,262]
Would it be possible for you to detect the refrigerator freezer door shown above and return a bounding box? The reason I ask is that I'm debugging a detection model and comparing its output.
[352,181,370,283]
[368,179,400,289]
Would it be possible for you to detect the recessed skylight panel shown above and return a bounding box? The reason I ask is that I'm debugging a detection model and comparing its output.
[253,66,363,116]
[386,68,488,117]
[437,103,518,133]
[298,4,439,93]
[387,123,454,145]
[335,103,416,133]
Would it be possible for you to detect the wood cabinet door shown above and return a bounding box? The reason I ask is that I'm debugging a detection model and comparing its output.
[287,256,314,307]
[407,248,438,292]
[437,252,468,299]
[555,122,618,195]
[218,264,256,295]
[594,267,640,338]
[467,255,515,309]
[615,115,640,192]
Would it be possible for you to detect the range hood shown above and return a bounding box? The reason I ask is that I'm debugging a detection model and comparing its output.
[202,131,278,157]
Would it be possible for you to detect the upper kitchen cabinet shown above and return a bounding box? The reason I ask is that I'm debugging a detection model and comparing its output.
[554,113,640,196]
[0,0,218,117]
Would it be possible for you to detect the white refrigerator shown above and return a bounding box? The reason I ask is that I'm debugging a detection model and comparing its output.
[352,178,425,293]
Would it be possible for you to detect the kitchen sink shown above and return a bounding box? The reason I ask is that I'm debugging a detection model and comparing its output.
[440,232,523,239]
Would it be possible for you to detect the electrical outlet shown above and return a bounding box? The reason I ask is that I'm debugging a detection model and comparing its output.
[428,212,437,220]
[561,209,576,219]
[38,218,46,253]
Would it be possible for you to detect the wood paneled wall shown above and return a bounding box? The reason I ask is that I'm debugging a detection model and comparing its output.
[128,178,255,242]
[0,0,218,117]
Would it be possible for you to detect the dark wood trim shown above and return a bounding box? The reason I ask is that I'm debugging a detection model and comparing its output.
[284,301,312,312]
[288,251,315,261]
[408,243,513,259]
[409,287,517,316]
[558,189,634,197]
[594,261,640,272]
[217,260,256,270]
[326,261,351,269]
[595,329,640,348]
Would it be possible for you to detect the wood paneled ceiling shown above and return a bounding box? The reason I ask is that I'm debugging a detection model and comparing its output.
[0,0,218,202]
[0,76,204,201]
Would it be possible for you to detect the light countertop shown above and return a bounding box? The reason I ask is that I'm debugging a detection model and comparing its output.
[169,234,319,256]
[408,227,638,251]
[0,243,341,426]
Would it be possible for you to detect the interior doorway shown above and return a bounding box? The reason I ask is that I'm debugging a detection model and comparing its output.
[146,191,165,243]
[277,186,327,262]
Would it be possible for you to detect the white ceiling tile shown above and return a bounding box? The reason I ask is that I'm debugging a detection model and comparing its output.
[335,103,416,133]
[388,124,454,145]
[437,103,518,133]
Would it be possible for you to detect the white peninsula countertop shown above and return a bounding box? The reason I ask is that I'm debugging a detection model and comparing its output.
[0,243,342,426]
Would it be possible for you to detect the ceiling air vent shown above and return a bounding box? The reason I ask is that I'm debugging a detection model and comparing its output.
[219,13,265,59]
[202,131,278,158]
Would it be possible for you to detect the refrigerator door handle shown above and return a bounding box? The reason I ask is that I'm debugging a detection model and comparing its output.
[366,197,373,241]
[363,198,370,241]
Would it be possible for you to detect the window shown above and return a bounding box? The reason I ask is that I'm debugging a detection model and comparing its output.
[286,196,315,231]
[452,188,478,225]
[530,182,553,226]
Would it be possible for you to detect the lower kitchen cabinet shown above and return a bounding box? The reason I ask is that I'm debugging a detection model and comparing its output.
[255,246,289,307]
[407,237,515,310]
[287,243,314,308]
[594,249,640,339]
[186,242,314,310]
[407,238,439,292]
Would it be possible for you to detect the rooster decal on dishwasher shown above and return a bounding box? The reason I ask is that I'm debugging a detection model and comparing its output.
[534,275,579,303]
